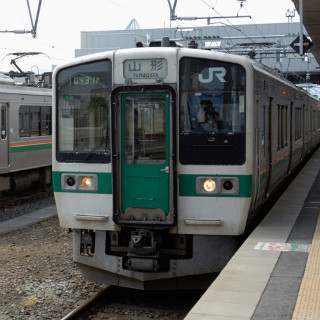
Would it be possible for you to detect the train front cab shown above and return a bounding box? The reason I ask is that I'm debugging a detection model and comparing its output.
[53,49,254,289]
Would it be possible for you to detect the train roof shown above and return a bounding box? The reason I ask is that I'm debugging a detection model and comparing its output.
[53,45,319,102]
[0,71,52,92]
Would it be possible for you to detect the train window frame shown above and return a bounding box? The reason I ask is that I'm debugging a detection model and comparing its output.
[277,104,288,150]
[56,59,112,163]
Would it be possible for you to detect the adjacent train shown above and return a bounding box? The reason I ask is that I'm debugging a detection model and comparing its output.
[0,73,52,194]
[52,41,320,290]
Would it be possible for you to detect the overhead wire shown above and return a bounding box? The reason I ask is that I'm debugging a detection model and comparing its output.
[200,0,280,58]
[200,0,252,50]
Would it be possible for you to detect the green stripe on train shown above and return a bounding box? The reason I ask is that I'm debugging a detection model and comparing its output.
[11,143,52,153]
[179,174,252,197]
[52,171,112,194]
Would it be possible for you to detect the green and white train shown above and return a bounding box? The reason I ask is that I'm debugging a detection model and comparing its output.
[52,41,320,290]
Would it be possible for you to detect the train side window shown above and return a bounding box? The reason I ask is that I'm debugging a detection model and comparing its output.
[261,103,266,156]
[19,106,52,137]
[313,109,317,131]
[1,105,6,139]
[295,107,302,140]
[41,106,52,135]
[277,104,288,150]
[30,106,41,136]
[19,106,30,137]
[282,105,288,148]
[277,105,281,150]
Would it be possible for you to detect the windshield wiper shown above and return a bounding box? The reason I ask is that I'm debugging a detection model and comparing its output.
[83,137,108,161]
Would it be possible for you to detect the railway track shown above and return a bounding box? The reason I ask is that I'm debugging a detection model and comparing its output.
[61,285,204,320]
[0,190,53,210]
[0,189,55,224]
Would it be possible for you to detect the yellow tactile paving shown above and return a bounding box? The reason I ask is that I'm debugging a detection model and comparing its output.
[292,213,320,320]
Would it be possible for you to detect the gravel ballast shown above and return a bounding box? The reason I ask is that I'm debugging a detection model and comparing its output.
[0,214,103,320]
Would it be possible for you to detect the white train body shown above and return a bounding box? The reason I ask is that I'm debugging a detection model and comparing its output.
[0,75,52,193]
[52,46,320,289]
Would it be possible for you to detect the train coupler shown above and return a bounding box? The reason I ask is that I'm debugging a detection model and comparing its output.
[128,229,157,256]
[80,230,95,257]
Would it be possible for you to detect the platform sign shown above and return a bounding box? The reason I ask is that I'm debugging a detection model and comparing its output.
[290,34,313,56]
[254,242,310,252]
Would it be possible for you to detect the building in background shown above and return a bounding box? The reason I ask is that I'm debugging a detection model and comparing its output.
[76,21,320,84]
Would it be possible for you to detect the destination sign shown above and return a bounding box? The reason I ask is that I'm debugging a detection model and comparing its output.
[123,59,168,80]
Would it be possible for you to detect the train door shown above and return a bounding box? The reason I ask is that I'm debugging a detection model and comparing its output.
[0,104,9,168]
[265,98,274,197]
[253,99,270,207]
[120,93,170,222]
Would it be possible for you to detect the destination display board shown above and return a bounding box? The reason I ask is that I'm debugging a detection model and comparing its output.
[123,59,168,80]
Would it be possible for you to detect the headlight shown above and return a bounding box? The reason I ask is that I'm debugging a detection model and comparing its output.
[203,179,216,192]
[81,176,93,188]
[61,173,98,192]
[196,176,239,195]
[196,177,218,194]
[78,174,97,191]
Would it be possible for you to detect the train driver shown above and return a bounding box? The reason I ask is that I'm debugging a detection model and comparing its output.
[198,100,220,132]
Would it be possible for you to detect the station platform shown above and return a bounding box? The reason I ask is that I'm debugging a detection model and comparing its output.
[185,147,320,320]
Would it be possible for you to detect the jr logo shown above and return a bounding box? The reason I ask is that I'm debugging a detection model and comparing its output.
[198,67,227,83]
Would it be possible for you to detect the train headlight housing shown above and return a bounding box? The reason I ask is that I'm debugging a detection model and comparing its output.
[196,177,218,194]
[66,176,76,187]
[61,173,98,192]
[220,177,239,195]
[196,176,239,195]
[62,174,77,190]
[223,180,233,191]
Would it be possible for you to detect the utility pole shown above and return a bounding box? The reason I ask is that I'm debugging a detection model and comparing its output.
[0,0,42,38]
[299,0,303,56]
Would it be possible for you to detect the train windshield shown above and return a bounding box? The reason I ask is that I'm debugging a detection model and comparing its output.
[179,57,246,165]
[56,60,112,162]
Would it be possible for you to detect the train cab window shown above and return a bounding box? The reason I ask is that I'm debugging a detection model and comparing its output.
[56,60,112,163]
[179,57,246,165]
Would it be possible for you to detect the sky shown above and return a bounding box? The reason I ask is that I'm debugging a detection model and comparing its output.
[0,0,300,73]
